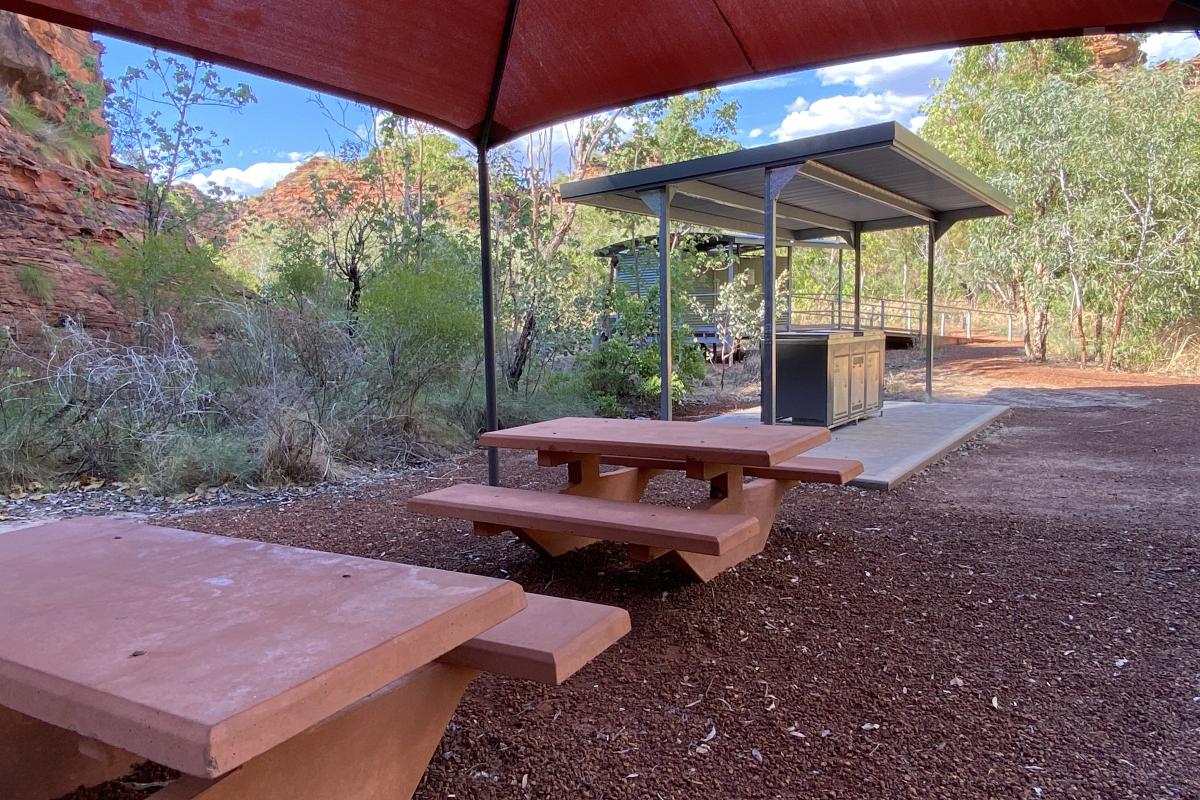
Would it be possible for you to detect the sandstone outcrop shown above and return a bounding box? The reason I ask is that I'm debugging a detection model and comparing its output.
[0,11,141,344]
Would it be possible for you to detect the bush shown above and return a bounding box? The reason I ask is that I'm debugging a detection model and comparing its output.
[2,96,45,138]
[579,287,706,416]
[132,429,257,493]
[16,265,54,303]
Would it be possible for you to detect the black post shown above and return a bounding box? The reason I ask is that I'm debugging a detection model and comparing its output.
[478,148,500,484]
[925,222,935,403]
[475,0,521,486]
[657,194,672,421]
[852,221,862,330]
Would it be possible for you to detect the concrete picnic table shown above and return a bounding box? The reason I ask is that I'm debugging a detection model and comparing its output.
[0,517,629,800]
[410,417,862,582]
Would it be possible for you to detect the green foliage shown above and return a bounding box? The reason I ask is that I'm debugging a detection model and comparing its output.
[359,238,482,415]
[2,96,45,137]
[1,95,98,168]
[15,265,54,303]
[106,52,255,234]
[85,232,220,326]
[921,40,1200,369]
[580,286,705,414]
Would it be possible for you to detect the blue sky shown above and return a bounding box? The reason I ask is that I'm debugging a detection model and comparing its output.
[97,32,1200,198]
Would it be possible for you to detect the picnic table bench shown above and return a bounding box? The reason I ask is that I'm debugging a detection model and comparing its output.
[0,518,629,800]
[410,417,863,582]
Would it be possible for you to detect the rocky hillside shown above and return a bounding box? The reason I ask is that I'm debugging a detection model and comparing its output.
[0,11,142,344]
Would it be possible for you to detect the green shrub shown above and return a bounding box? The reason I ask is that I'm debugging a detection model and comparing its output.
[131,429,257,494]
[15,265,54,303]
[2,96,46,138]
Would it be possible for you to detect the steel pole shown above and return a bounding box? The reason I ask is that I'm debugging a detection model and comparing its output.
[657,195,672,421]
[477,148,500,484]
[836,249,844,328]
[760,166,797,424]
[852,222,862,331]
[762,185,777,424]
[925,222,935,403]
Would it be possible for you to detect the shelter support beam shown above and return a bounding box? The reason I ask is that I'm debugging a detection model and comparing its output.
[924,218,953,402]
[925,222,936,402]
[852,222,863,330]
[836,249,844,327]
[761,165,799,424]
[477,149,500,484]
[475,0,521,486]
[639,188,675,421]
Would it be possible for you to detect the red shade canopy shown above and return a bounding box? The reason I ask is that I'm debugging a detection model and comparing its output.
[4,0,1198,146]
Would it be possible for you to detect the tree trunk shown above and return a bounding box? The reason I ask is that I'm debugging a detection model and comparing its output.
[1104,284,1135,371]
[504,311,537,390]
[1075,305,1088,367]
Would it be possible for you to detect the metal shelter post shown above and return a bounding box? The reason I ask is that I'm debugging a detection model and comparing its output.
[925,222,936,402]
[639,188,674,420]
[477,149,500,482]
[852,221,863,330]
[761,165,798,425]
[836,249,844,328]
[785,245,794,330]
[476,0,521,486]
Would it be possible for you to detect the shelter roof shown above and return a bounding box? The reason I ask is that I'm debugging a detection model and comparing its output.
[562,122,1013,243]
[6,0,1198,145]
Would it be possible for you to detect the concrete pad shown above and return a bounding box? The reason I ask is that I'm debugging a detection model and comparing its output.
[704,401,1009,490]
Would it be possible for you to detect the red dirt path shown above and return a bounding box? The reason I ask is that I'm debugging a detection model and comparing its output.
[62,345,1200,799]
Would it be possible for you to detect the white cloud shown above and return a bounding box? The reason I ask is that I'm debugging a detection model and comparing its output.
[909,114,928,132]
[188,160,306,197]
[771,92,926,140]
[747,127,764,139]
[817,49,955,93]
[1141,31,1200,64]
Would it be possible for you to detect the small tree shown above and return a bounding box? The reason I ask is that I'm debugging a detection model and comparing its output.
[89,54,255,340]
[106,53,255,234]
[695,271,762,389]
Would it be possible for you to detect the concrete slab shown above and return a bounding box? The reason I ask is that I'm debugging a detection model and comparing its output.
[703,401,1008,490]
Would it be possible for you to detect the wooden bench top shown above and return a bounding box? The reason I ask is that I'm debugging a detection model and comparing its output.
[479,416,830,467]
[409,484,758,555]
[0,518,526,778]
[439,594,631,684]
[600,454,864,484]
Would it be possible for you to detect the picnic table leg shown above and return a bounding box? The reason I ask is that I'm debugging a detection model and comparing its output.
[671,469,797,582]
[147,663,478,800]
[0,705,140,800]
[517,453,660,557]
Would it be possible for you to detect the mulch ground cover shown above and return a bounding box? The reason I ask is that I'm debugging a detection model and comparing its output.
[57,361,1200,799]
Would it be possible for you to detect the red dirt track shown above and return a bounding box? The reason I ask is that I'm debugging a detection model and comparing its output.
[59,345,1200,799]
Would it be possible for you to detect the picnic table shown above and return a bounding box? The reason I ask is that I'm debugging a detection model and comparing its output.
[410,417,863,582]
[0,517,629,800]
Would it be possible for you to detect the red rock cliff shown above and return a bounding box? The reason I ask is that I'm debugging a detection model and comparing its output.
[0,11,142,344]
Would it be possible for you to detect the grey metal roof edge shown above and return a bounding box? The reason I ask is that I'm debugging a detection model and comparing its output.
[889,125,1015,216]
[560,121,902,200]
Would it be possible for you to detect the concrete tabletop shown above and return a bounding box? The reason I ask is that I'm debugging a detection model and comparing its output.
[0,517,525,777]
[480,416,830,467]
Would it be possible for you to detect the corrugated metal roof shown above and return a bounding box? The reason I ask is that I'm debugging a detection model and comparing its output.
[560,122,1012,242]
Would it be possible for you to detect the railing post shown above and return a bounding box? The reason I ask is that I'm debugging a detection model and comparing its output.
[940,313,945,337]
[965,311,972,339]
[879,299,885,330]
[1007,315,1013,342]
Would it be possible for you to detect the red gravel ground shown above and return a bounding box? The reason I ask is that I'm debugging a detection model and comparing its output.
[60,346,1200,799]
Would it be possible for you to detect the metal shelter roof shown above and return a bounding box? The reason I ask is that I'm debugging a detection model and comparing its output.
[561,122,1014,243]
[4,0,1198,147]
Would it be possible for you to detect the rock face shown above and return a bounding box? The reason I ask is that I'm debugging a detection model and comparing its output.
[1087,35,1145,69]
[0,12,141,344]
